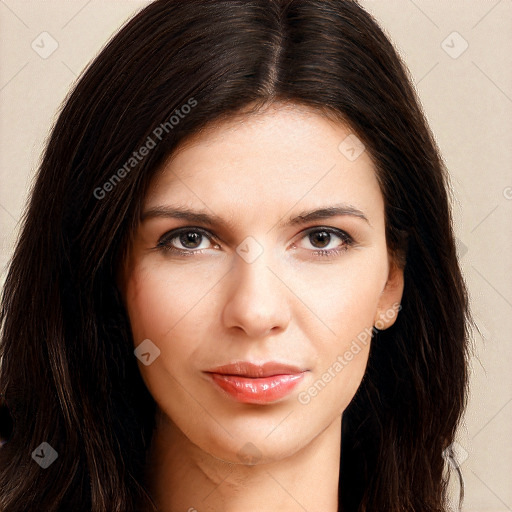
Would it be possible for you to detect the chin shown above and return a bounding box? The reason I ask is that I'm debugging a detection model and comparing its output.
[199,426,307,467]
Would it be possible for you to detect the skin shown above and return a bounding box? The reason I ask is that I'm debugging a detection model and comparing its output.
[119,102,404,512]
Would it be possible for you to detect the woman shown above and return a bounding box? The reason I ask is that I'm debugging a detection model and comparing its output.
[0,0,471,510]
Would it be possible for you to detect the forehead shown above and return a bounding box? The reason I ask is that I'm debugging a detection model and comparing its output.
[145,103,383,222]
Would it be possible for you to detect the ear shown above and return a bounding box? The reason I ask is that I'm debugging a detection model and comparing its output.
[373,257,404,330]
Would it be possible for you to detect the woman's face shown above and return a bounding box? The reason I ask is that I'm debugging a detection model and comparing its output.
[120,103,403,464]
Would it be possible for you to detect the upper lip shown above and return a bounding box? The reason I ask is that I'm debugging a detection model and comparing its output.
[205,361,306,378]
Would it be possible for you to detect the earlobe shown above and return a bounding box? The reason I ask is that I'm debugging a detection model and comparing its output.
[373,260,404,330]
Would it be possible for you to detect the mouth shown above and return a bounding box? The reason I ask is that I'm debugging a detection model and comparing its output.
[204,361,308,404]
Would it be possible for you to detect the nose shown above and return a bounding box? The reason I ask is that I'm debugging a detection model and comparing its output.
[221,249,291,339]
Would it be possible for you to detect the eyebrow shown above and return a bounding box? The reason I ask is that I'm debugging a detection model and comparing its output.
[141,203,370,230]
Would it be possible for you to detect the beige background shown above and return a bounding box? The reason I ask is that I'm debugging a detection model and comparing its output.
[0,1,511,510]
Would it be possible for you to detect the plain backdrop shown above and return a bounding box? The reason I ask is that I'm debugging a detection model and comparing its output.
[0,1,511,510]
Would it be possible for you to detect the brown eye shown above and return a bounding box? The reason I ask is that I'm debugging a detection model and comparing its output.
[296,227,354,258]
[308,231,332,249]
[179,231,203,249]
[157,228,217,255]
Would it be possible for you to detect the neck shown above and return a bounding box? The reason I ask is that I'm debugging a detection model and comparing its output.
[143,411,341,512]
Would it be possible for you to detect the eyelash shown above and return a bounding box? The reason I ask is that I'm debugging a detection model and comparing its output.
[155,226,355,259]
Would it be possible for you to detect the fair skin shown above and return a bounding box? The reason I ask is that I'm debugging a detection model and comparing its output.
[119,102,404,512]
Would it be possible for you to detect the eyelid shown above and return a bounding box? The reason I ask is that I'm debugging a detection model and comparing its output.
[158,226,213,242]
[157,226,217,249]
[299,226,352,241]
[291,226,354,251]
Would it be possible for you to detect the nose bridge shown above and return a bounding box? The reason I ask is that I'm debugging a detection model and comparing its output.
[221,239,290,337]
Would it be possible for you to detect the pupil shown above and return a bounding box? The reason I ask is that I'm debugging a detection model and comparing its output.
[311,231,330,248]
[180,232,201,248]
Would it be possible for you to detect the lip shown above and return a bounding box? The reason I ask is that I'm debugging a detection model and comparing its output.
[204,361,307,404]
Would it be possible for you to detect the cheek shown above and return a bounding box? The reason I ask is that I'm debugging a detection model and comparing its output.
[123,259,227,406]
[290,253,385,409]
[124,260,213,343]
[289,251,387,343]
[123,262,209,402]
[297,282,374,415]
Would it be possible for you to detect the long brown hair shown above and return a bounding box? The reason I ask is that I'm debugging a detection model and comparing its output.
[0,1,471,510]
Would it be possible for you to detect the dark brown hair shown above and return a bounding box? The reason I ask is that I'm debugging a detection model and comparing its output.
[0,1,471,510]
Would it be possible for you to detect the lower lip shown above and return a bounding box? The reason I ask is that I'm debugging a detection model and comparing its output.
[207,372,305,404]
